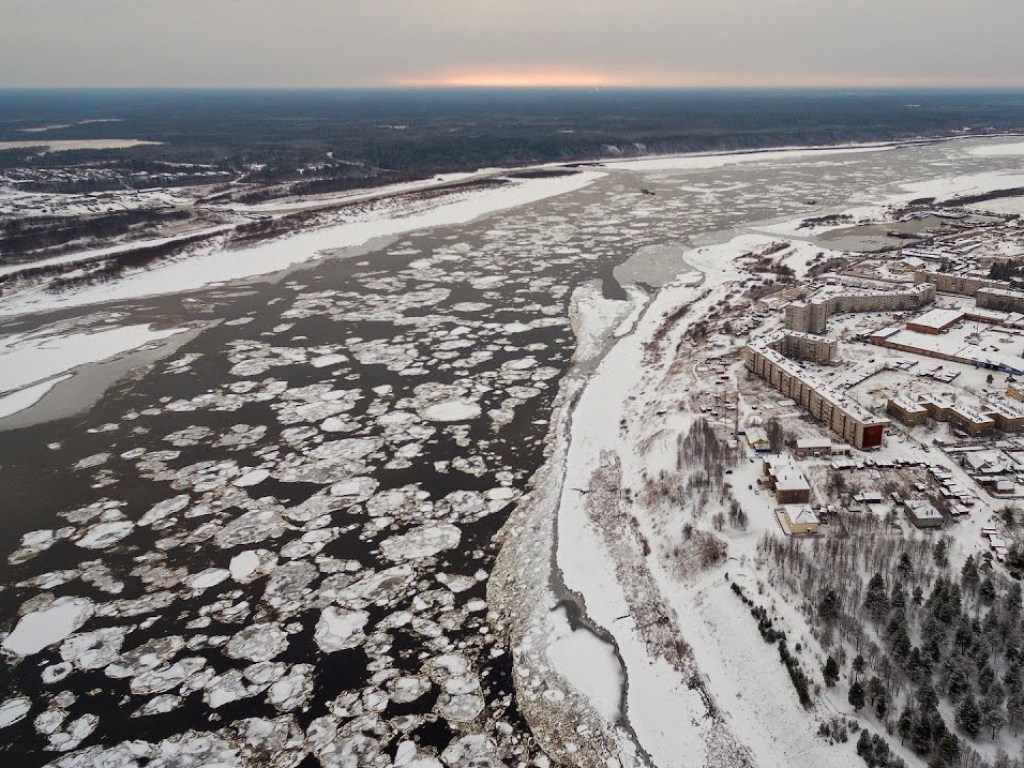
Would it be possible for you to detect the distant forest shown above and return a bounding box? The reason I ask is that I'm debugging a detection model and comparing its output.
[3,88,1024,194]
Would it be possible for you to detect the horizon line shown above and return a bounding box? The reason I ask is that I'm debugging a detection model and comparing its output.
[3,83,1024,92]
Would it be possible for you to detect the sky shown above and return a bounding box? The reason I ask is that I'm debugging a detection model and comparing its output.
[2,0,1024,89]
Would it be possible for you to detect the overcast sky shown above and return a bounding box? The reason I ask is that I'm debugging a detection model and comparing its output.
[3,0,1024,88]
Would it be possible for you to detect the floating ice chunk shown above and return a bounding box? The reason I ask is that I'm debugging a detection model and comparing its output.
[283,491,346,523]
[130,657,206,696]
[365,486,430,519]
[437,574,477,594]
[394,741,444,768]
[35,706,67,735]
[311,354,348,369]
[486,487,517,502]
[328,477,379,504]
[419,400,481,422]
[74,453,110,470]
[441,735,500,768]
[263,561,318,616]
[268,664,313,711]
[233,714,307,766]
[214,510,288,548]
[60,627,128,670]
[186,568,231,592]
[229,550,262,583]
[203,669,255,708]
[133,694,182,717]
[321,417,357,433]
[244,661,287,686]
[2,597,94,656]
[380,524,461,562]
[437,692,484,724]
[42,662,73,684]
[47,713,98,752]
[225,623,289,662]
[234,468,270,487]
[139,495,190,526]
[330,566,415,609]
[0,696,31,728]
[387,675,432,704]
[75,520,134,549]
[106,636,184,679]
[315,608,369,653]
[7,528,58,564]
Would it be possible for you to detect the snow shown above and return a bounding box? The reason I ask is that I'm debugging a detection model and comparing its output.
[1,171,603,317]
[0,225,233,279]
[2,597,94,656]
[0,323,185,394]
[0,697,31,728]
[966,140,1024,157]
[234,468,270,487]
[612,143,894,172]
[419,400,482,422]
[545,606,623,723]
[314,608,369,652]
[380,524,462,561]
[890,170,1024,203]
[548,234,853,766]
[0,374,70,419]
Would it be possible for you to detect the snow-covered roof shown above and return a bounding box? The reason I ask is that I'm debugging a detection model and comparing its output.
[908,308,965,331]
[796,437,831,450]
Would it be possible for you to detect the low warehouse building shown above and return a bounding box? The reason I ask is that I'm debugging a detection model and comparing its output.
[764,458,812,504]
[905,308,964,335]
[782,506,821,535]
[906,499,944,529]
[794,437,832,458]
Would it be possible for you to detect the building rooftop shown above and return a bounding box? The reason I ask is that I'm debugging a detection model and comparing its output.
[907,499,943,521]
[796,437,832,450]
[909,308,965,331]
[749,343,887,425]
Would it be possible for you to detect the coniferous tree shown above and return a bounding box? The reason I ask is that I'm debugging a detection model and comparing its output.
[934,538,949,568]
[865,573,889,621]
[897,552,913,579]
[852,653,866,680]
[898,706,914,745]
[957,692,981,739]
[961,555,979,593]
[849,680,866,711]
[981,686,1007,739]
[823,656,839,687]
[819,588,841,626]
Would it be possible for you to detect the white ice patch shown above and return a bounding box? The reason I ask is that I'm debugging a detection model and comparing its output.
[546,606,623,723]
[225,623,289,662]
[380,524,461,562]
[0,374,70,419]
[314,608,369,652]
[419,400,481,422]
[0,696,31,728]
[75,520,134,549]
[234,468,270,487]
[2,597,94,656]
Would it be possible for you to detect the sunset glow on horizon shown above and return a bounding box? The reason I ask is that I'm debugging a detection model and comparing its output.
[387,68,1024,90]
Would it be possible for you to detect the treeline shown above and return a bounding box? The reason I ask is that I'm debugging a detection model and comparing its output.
[989,259,1024,281]
[1,208,192,259]
[732,582,813,707]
